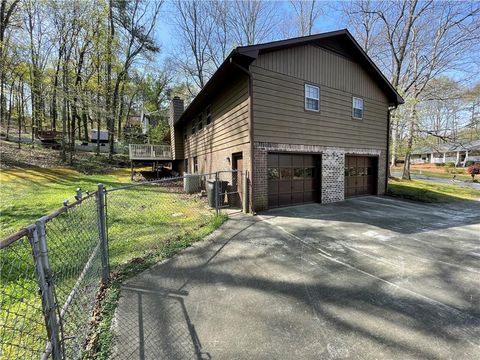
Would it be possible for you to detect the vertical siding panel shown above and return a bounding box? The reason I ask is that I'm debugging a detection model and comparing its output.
[252,44,387,103]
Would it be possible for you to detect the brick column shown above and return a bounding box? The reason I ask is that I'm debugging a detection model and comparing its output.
[253,146,268,212]
[321,149,345,203]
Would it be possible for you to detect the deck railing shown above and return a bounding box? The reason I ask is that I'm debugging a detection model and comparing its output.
[128,144,172,160]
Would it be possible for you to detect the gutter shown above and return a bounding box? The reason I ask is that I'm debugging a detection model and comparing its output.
[231,59,255,214]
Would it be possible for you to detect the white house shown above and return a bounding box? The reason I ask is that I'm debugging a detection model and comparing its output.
[411,140,480,166]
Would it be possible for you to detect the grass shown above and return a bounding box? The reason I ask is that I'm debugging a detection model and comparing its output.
[388,177,480,202]
[0,166,132,238]
[392,165,474,182]
[0,163,227,359]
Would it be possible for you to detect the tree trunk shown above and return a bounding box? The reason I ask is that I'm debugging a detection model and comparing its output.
[61,61,68,162]
[6,78,13,139]
[106,0,115,160]
[402,100,417,180]
[17,79,21,149]
[51,56,62,131]
[117,79,126,140]
[390,109,398,168]
[82,99,89,142]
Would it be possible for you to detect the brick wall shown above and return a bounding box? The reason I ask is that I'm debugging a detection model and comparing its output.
[252,142,386,212]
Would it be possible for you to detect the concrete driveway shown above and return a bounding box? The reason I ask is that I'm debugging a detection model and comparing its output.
[110,197,480,359]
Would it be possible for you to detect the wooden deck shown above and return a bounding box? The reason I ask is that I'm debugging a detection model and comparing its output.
[128,144,172,160]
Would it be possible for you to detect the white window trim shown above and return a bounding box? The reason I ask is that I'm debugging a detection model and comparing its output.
[352,96,364,120]
[305,84,320,112]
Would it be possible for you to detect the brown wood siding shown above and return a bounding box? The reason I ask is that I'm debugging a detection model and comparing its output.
[251,45,389,149]
[183,75,250,157]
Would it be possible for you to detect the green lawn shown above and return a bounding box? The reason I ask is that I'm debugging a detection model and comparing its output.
[411,169,473,181]
[0,166,226,359]
[388,177,480,202]
[0,167,132,238]
[392,166,475,182]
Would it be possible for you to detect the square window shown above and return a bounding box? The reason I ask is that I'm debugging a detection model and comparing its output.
[268,168,279,180]
[293,168,304,179]
[305,84,320,111]
[352,97,364,119]
[280,168,292,179]
[198,113,203,130]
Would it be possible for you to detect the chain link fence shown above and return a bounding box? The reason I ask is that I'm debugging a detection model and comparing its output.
[0,230,47,359]
[1,171,248,360]
[0,191,107,360]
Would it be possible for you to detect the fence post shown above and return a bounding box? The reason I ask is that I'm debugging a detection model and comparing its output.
[75,188,82,201]
[215,172,219,215]
[29,220,63,360]
[96,184,109,282]
[242,170,249,213]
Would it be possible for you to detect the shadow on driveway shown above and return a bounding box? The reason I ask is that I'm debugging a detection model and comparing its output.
[110,197,480,359]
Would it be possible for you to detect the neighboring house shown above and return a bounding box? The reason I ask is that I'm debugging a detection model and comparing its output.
[169,29,404,212]
[125,114,157,135]
[411,139,480,166]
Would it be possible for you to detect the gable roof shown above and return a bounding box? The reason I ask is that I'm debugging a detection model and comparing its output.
[176,29,404,126]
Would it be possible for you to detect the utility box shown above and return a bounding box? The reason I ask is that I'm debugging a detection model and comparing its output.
[183,174,201,194]
[207,180,228,208]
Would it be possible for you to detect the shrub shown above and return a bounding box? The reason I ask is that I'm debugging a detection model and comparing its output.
[465,160,475,167]
[467,165,480,180]
[445,161,455,168]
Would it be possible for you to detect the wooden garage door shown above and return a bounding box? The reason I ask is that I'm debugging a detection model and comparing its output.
[345,156,378,197]
[267,153,318,208]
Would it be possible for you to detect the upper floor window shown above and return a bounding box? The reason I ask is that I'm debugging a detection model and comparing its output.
[183,127,187,140]
[191,119,196,134]
[206,105,212,125]
[352,97,364,119]
[198,113,203,130]
[305,84,319,112]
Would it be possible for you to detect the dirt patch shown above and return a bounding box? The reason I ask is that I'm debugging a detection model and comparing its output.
[0,140,129,174]
[0,140,64,168]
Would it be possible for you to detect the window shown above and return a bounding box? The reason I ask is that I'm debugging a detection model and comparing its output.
[352,97,364,119]
[191,119,196,134]
[305,84,320,111]
[198,113,203,130]
[193,156,198,173]
[206,105,212,125]
[183,127,187,140]
[184,158,189,173]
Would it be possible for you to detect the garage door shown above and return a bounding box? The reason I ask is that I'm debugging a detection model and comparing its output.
[345,156,378,197]
[267,153,318,208]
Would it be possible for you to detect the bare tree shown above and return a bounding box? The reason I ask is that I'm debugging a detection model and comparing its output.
[340,0,382,56]
[289,0,322,36]
[401,2,480,179]
[208,0,231,68]
[173,0,214,90]
[230,0,278,45]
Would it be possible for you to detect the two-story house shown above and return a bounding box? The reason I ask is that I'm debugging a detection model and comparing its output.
[169,29,404,212]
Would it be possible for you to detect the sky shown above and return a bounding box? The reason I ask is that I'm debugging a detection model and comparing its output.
[149,0,480,88]
[154,1,348,64]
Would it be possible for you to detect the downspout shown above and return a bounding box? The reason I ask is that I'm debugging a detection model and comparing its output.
[231,58,255,214]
